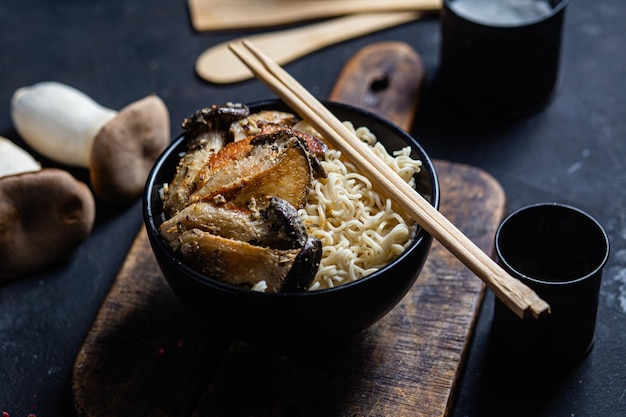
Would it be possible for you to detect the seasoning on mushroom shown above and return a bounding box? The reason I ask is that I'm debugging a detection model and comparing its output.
[10,81,170,204]
[0,137,95,279]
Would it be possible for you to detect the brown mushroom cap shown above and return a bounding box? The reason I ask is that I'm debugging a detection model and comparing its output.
[89,94,170,204]
[0,168,96,279]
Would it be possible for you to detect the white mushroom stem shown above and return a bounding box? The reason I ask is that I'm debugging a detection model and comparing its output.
[10,81,118,167]
[0,136,41,178]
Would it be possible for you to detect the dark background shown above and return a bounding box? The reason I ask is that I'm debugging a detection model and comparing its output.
[1,1,625,416]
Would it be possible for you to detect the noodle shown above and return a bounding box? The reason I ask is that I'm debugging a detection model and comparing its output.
[298,121,422,290]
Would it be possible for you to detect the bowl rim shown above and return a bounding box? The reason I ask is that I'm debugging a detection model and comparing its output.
[143,99,440,298]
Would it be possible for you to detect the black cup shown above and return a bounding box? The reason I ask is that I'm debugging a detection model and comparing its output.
[492,203,609,367]
[440,0,569,119]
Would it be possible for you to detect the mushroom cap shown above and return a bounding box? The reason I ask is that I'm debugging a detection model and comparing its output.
[89,94,170,204]
[0,168,96,279]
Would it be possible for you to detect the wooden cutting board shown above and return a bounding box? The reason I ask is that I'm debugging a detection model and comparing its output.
[72,43,506,417]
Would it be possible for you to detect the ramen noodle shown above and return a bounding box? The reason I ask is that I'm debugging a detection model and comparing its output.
[297,121,421,290]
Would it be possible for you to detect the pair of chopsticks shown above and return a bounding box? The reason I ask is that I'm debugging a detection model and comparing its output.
[229,40,550,319]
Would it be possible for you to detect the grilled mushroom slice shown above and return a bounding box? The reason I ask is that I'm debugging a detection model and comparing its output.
[189,132,313,210]
[159,197,308,251]
[161,196,320,292]
[231,111,327,178]
[281,237,323,292]
[177,230,321,292]
[163,103,249,215]
[182,103,250,151]
[261,196,308,248]
[229,110,298,141]
[257,122,328,158]
[257,122,327,178]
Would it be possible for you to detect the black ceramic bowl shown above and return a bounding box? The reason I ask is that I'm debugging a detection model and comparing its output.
[143,100,440,354]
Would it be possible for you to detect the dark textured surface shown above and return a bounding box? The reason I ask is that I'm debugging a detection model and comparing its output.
[1,1,625,416]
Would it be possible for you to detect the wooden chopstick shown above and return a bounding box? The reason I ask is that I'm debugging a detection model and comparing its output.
[229,40,550,319]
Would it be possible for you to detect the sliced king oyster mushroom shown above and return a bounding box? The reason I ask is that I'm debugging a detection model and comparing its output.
[281,237,323,292]
[159,197,308,251]
[177,230,321,293]
[257,122,328,178]
[257,121,328,158]
[162,196,321,292]
[188,130,314,210]
[163,103,249,215]
[160,107,330,292]
[229,110,298,141]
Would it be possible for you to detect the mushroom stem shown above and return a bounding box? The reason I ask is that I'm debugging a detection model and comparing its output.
[0,136,41,178]
[11,81,118,167]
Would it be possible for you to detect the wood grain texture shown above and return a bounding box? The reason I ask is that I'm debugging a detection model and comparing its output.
[73,42,506,417]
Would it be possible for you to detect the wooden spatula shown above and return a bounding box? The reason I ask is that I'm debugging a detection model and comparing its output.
[196,12,426,84]
[189,0,441,30]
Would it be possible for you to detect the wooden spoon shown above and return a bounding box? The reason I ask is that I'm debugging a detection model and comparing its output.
[196,12,426,84]
[188,0,441,30]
